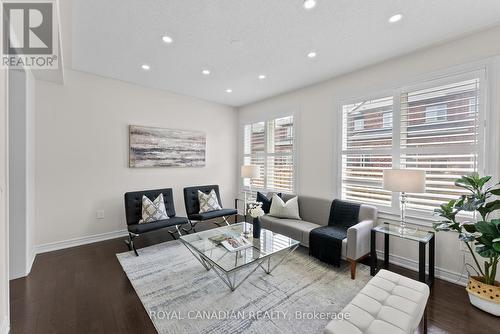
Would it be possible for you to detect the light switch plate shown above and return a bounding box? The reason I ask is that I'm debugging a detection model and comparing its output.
[96,210,105,219]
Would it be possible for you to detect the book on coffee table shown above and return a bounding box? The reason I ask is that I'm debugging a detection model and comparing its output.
[221,236,252,252]
[208,234,230,245]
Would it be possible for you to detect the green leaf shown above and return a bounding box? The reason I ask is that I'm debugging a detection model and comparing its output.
[493,242,500,253]
[463,224,477,233]
[476,221,498,238]
[489,188,500,196]
[479,176,492,187]
[491,219,500,229]
[479,249,498,258]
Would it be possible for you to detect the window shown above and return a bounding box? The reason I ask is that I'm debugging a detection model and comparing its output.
[341,97,393,206]
[383,113,393,128]
[243,116,295,193]
[341,73,484,214]
[424,104,447,123]
[354,119,364,131]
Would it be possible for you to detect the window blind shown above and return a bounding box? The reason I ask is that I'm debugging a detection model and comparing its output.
[243,116,295,194]
[400,78,480,211]
[341,97,393,206]
[341,74,483,214]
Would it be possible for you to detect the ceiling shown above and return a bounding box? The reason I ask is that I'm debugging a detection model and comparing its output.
[70,0,500,107]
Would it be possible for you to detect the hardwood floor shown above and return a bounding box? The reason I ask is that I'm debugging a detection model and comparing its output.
[10,221,500,334]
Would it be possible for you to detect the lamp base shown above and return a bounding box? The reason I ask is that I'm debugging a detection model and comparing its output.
[398,223,416,235]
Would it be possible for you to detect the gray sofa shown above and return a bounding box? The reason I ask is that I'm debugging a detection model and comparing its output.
[259,193,377,279]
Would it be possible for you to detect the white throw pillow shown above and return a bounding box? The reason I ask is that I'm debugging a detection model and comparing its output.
[139,193,169,224]
[198,189,222,213]
[269,194,301,220]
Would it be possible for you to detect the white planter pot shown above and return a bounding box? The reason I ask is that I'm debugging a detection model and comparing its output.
[468,292,500,316]
[466,276,500,316]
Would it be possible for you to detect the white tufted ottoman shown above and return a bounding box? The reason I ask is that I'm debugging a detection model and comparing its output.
[325,269,430,334]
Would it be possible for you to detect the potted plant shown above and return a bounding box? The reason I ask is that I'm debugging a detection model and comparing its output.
[434,173,500,316]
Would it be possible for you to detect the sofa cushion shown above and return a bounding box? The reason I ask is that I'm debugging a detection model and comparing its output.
[259,215,304,244]
[260,215,320,245]
[297,196,334,226]
[189,208,238,221]
[128,217,189,234]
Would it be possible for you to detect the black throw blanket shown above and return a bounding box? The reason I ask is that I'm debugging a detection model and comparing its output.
[309,200,361,266]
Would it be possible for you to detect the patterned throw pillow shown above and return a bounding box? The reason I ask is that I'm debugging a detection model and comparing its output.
[139,193,169,224]
[198,189,222,213]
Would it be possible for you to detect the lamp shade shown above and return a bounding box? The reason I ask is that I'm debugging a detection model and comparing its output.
[383,169,426,193]
[241,165,260,178]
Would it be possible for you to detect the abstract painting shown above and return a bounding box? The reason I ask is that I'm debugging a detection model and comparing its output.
[129,125,206,167]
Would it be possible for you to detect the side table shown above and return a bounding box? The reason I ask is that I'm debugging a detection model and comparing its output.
[370,222,435,287]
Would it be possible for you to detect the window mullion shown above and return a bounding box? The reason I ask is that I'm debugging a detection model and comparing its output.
[392,90,402,211]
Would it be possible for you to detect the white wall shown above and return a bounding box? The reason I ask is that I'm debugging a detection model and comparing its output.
[0,62,10,334]
[8,70,27,279]
[238,25,500,284]
[0,3,10,330]
[26,70,35,271]
[35,70,237,247]
[7,68,36,279]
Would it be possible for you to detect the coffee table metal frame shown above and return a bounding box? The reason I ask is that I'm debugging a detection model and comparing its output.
[180,223,299,291]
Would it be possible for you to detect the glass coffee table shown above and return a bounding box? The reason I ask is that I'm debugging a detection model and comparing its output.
[180,222,300,291]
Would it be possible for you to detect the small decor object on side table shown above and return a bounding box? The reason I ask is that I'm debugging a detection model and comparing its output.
[248,202,264,238]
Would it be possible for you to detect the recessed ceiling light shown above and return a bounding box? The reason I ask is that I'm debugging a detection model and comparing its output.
[307,51,317,58]
[303,0,317,10]
[141,64,150,70]
[226,89,233,93]
[162,35,173,44]
[388,14,403,23]
[202,69,210,75]
[258,74,266,80]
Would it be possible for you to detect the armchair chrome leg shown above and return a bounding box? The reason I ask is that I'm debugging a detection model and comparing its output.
[222,216,231,226]
[182,220,197,233]
[126,232,139,256]
[167,225,183,239]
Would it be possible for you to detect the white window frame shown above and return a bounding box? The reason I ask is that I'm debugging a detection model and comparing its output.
[241,113,298,195]
[337,66,490,224]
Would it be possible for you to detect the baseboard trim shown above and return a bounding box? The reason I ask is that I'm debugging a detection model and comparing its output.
[0,316,9,334]
[35,229,129,255]
[26,249,36,276]
[376,250,468,286]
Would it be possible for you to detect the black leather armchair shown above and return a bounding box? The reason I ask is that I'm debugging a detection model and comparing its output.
[124,188,189,256]
[183,185,238,232]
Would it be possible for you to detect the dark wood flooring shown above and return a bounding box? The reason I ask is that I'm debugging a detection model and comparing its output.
[10,219,500,334]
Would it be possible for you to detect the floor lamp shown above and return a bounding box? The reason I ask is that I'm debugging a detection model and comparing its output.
[241,165,260,236]
[241,165,260,204]
[383,169,426,233]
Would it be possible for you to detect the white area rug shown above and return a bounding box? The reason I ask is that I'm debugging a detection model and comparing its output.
[117,240,370,334]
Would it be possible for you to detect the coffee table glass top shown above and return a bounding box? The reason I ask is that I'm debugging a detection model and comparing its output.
[179,223,300,273]
[373,222,434,243]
